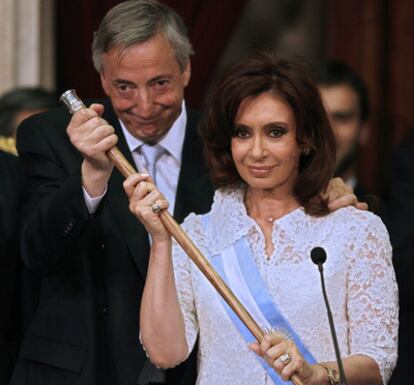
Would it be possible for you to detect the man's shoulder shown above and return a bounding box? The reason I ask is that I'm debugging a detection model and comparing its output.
[186,109,202,129]
[17,98,112,144]
[23,97,109,125]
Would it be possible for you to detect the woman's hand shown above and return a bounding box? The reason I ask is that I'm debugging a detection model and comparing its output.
[250,334,326,385]
[123,173,170,242]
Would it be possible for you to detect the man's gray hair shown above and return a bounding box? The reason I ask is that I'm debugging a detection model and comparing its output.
[92,0,193,73]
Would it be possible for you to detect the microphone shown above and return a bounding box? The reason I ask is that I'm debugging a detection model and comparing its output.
[310,247,347,385]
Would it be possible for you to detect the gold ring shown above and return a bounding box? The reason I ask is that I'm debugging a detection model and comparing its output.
[279,353,291,364]
[151,202,162,214]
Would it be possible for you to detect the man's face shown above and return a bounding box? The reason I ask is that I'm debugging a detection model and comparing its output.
[100,33,191,143]
[319,84,364,171]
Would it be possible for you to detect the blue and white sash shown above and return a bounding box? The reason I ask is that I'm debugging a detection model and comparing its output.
[201,215,316,384]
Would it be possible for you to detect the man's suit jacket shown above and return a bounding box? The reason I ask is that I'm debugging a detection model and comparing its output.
[0,150,19,385]
[11,99,214,385]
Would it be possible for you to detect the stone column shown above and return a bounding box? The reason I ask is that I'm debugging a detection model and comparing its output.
[0,0,55,94]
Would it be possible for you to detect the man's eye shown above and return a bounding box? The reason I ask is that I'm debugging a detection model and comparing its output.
[117,84,131,92]
[332,111,358,123]
[154,79,169,89]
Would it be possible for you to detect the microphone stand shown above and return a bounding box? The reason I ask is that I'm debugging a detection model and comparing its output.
[312,247,348,385]
[317,263,347,385]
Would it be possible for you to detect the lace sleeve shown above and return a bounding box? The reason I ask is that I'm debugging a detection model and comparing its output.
[172,214,200,357]
[347,213,398,383]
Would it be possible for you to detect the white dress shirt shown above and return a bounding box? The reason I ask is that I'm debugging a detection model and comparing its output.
[83,101,187,214]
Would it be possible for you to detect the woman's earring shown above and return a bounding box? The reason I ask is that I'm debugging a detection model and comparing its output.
[302,148,310,156]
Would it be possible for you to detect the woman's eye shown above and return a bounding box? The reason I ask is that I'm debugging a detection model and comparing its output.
[268,127,285,137]
[233,128,250,138]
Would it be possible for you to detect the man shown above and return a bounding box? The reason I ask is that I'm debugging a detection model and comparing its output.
[12,2,360,385]
[0,87,57,154]
[0,150,19,385]
[316,60,369,200]
[12,2,211,385]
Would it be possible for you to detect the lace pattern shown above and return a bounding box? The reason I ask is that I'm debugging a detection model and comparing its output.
[172,188,398,385]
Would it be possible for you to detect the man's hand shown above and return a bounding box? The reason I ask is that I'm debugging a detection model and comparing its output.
[325,177,368,211]
[67,103,118,197]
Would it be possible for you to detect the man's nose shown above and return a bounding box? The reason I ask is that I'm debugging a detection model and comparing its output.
[134,88,154,118]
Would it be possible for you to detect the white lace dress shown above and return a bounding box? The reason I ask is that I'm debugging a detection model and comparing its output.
[172,188,398,385]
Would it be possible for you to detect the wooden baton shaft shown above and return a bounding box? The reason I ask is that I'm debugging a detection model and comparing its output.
[61,90,304,385]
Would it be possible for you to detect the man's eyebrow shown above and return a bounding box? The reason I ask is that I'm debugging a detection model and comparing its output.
[113,79,136,86]
[148,74,172,83]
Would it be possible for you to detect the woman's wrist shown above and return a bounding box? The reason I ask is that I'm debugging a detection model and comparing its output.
[150,237,172,259]
[313,364,340,385]
[309,364,331,385]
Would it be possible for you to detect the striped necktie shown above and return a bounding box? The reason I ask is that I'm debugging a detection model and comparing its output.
[139,143,164,183]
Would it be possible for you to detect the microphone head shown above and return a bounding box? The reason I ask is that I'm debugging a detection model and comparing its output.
[310,247,327,265]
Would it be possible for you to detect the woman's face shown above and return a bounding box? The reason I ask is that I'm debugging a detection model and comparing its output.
[231,92,301,195]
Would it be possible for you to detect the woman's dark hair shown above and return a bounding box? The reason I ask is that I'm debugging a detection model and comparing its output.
[200,52,336,216]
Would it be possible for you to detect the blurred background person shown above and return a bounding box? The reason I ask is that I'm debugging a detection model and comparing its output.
[0,87,57,384]
[0,149,19,385]
[386,135,414,385]
[0,87,57,155]
[315,60,369,201]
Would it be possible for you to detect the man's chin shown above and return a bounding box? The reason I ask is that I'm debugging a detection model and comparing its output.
[130,125,168,143]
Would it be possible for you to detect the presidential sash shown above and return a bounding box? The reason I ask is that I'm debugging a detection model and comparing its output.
[201,215,316,384]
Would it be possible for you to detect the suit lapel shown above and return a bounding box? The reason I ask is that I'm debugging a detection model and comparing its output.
[174,110,214,223]
[102,100,150,278]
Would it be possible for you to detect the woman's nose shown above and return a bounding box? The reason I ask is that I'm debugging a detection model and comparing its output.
[250,136,267,159]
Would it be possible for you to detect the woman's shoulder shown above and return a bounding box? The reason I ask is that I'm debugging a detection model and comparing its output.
[319,206,389,239]
[182,188,243,224]
[328,206,384,224]
[181,187,249,252]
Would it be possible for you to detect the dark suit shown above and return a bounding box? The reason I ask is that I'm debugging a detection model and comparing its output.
[11,99,214,385]
[0,150,19,385]
[386,137,414,385]
[353,181,380,213]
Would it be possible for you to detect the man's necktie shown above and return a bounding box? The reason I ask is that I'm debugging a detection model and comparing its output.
[139,143,165,183]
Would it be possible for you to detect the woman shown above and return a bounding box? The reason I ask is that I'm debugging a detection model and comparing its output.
[124,53,398,385]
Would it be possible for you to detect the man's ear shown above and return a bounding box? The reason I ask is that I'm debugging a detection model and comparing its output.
[358,122,369,146]
[182,59,191,88]
[100,71,109,96]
